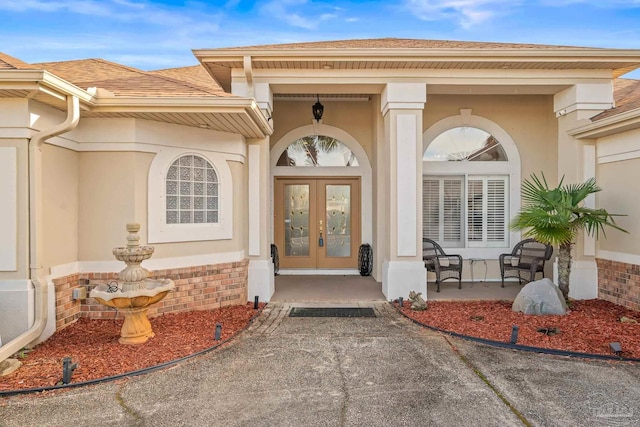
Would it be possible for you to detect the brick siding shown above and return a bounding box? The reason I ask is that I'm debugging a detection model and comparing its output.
[52,273,83,330]
[52,259,249,331]
[596,258,640,311]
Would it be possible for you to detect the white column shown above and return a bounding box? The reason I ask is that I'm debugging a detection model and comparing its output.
[554,83,612,299]
[381,83,427,300]
[247,85,275,302]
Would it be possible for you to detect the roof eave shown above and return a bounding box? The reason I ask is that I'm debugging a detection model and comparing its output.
[91,96,273,138]
[0,69,95,104]
[570,107,640,138]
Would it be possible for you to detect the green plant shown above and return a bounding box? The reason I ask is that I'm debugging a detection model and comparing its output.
[510,173,627,300]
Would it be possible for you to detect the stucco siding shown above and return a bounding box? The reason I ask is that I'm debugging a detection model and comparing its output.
[41,143,79,272]
[597,158,640,256]
[271,100,374,160]
[423,94,558,186]
[77,151,246,262]
[78,151,141,260]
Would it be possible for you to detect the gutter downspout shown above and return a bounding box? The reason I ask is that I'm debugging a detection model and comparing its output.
[0,95,80,363]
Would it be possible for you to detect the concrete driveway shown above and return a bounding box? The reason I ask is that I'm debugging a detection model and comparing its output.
[1,302,638,426]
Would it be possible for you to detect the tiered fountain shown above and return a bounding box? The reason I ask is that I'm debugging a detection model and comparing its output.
[89,223,175,344]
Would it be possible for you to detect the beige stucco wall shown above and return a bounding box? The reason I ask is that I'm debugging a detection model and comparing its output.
[270,100,375,159]
[77,151,246,261]
[423,95,558,185]
[41,144,79,272]
[78,151,144,260]
[596,158,640,255]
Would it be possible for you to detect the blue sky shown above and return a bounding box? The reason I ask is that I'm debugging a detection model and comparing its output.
[2,0,640,78]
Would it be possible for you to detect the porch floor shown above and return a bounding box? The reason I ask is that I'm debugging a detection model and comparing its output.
[272,275,523,302]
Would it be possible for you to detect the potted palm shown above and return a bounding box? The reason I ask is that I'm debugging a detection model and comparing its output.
[510,173,626,301]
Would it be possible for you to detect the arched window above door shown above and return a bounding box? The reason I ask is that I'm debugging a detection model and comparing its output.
[423,126,507,162]
[276,135,360,167]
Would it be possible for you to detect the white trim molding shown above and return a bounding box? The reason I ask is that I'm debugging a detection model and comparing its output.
[48,250,247,279]
[248,144,261,256]
[597,250,640,266]
[0,147,17,271]
[396,114,418,256]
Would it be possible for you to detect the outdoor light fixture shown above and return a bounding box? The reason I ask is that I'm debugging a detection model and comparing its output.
[610,342,622,355]
[510,325,519,344]
[62,356,78,385]
[312,94,324,122]
[215,323,222,341]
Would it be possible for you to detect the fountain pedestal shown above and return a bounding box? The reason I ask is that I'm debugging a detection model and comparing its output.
[90,224,175,345]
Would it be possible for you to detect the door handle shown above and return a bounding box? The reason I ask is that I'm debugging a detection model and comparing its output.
[319,219,324,246]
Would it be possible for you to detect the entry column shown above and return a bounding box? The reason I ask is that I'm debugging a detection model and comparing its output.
[554,83,613,299]
[247,83,275,302]
[380,83,427,300]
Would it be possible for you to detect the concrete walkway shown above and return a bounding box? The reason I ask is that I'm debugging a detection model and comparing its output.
[1,303,638,426]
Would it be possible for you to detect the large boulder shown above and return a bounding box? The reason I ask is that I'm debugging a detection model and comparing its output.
[512,278,568,315]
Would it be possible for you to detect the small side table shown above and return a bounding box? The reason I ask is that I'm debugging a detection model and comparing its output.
[469,258,487,282]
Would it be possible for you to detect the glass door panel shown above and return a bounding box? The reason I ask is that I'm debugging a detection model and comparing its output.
[325,185,351,258]
[284,184,310,257]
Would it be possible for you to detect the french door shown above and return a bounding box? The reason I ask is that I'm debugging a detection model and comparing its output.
[274,177,361,269]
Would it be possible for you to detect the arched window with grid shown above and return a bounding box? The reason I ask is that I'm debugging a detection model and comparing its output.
[165,154,219,224]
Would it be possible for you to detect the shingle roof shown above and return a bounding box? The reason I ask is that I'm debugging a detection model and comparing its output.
[34,58,233,97]
[216,38,598,51]
[593,78,640,121]
[150,65,227,96]
[0,52,37,70]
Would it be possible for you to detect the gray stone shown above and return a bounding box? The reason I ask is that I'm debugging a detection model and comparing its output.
[512,278,568,315]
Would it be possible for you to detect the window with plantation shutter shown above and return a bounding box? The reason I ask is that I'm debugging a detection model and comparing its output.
[423,175,507,249]
[467,176,508,247]
[423,176,463,248]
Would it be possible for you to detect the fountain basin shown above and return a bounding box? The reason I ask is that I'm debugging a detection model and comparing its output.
[90,278,175,345]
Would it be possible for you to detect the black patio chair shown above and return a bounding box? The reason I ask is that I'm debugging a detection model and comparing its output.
[423,238,463,292]
[499,238,553,287]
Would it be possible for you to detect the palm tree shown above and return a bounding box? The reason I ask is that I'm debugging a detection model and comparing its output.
[510,173,626,300]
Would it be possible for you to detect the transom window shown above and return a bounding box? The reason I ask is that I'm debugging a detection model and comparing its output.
[277,135,359,167]
[166,154,218,224]
[424,126,507,162]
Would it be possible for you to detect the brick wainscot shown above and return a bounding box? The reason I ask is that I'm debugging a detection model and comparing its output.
[596,258,640,311]
[52,259,249,331]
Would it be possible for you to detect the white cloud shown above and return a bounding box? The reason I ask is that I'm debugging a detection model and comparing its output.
[0,0,222,28]
[260,0,343,30]
[540,0,640,5]
[404,0,518,28]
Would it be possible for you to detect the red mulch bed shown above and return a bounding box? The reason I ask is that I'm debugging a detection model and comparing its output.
[398,299,640,359]
[1,303,262,392]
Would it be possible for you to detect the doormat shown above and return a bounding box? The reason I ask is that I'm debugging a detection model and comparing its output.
[289,307,376,318]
